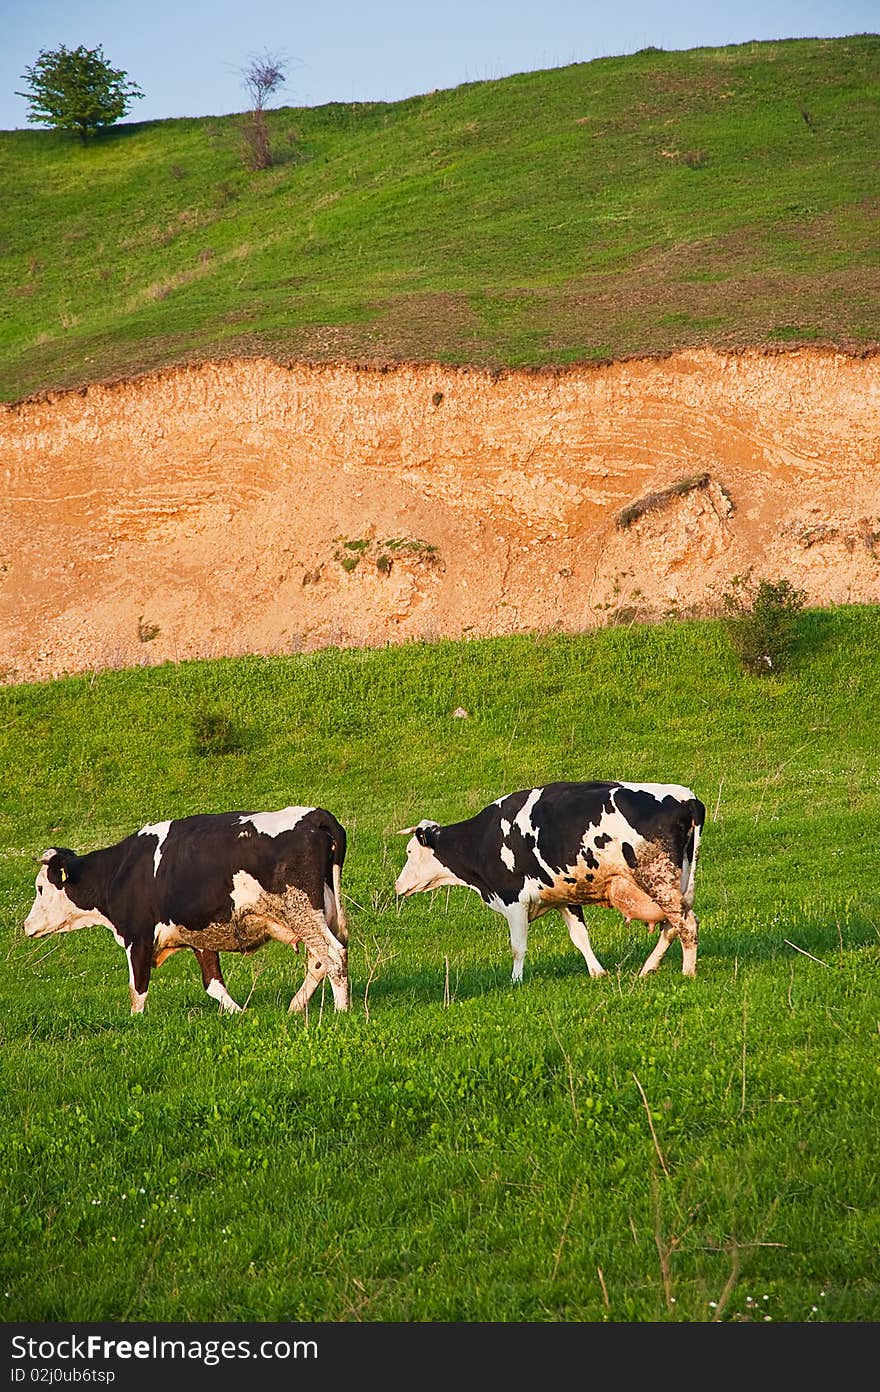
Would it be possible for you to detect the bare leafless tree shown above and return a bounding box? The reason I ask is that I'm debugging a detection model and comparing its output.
[242,51,287,111]
[239,50,287,170]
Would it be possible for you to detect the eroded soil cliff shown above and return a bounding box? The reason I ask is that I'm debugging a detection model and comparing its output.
[1,346,878,684]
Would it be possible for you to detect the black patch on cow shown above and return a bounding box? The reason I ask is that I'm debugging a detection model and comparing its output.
[594,833,611,849]
[622,842,638,869]
[583,846,599,870]
[519,784,617,874]
[613,786,706,865]
[612,787,670,839]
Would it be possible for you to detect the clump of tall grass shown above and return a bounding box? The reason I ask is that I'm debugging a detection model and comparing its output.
[616,472,714,530]
[189,707,245,756]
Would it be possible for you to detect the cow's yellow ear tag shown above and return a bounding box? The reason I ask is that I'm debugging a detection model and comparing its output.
[60,867,67,883]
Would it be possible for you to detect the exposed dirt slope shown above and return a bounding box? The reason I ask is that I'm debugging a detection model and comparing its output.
[1,346,878,685]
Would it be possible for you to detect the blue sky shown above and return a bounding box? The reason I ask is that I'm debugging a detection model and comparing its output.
[2,0,877,130]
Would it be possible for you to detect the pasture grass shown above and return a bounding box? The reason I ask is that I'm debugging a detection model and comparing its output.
[2,34,878,401]
[1,609,879,1321]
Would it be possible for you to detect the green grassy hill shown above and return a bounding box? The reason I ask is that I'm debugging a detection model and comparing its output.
[1,34,878,402]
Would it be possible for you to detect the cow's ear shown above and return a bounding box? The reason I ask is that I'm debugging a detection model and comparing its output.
[46,851,77,888]
[416,825,438,848]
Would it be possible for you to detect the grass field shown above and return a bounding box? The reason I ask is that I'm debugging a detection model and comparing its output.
[2,34,878,401]
[2,610,878,1322]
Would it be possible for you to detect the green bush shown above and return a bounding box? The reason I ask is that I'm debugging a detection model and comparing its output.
[189,708,244,756]
[722,573,807,675]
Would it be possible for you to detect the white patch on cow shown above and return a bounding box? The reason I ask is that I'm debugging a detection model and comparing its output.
[521,875,550,907]
[499,844,516,872]
[513,789,558,880]
[617,781,695,802]
[207,978,242,1013]
[238,807,313,837]
[513,789,542,832]
[230,870,264,910]
[139,820,172,875]
[500,818,511,836]
[154,921,182,951]
[394,837,468,897]
[499,902,529,982]
[24,865,117,939]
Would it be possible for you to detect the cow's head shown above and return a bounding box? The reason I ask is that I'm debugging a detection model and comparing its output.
[394,820,455,897]
[23,848,102,938]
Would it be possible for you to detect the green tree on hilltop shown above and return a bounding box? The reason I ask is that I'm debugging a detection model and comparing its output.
[17,44,144,140]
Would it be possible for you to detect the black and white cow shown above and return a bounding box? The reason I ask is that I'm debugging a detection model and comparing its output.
[394,781,705,982]
[24,806,349,1015]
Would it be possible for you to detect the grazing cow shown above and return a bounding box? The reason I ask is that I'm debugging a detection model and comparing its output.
[394,781,705,982]
[24,806,349,1015]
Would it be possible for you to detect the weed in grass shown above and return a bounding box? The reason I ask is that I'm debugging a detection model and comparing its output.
[188,707,245,756]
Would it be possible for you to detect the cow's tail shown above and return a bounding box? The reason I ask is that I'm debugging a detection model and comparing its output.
[680,796,705,911]
[330,855,347,943]
[319,816,348,945]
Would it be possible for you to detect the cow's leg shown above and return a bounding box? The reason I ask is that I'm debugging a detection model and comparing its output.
[126,937,153,1014]
[629,860,700,978]
[606,874,697,979]
[268,884,349,1013]
[288,948,327,1014]
[193,948,242,1014]
[671,910,699,978]
[636,907,698,978]
[501,903,530,983]
[327,968,350,1012]
[559,905,607,978]
[638,923,678,976]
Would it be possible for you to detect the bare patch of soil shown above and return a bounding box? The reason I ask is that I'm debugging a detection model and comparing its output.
[1,346,878,685]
